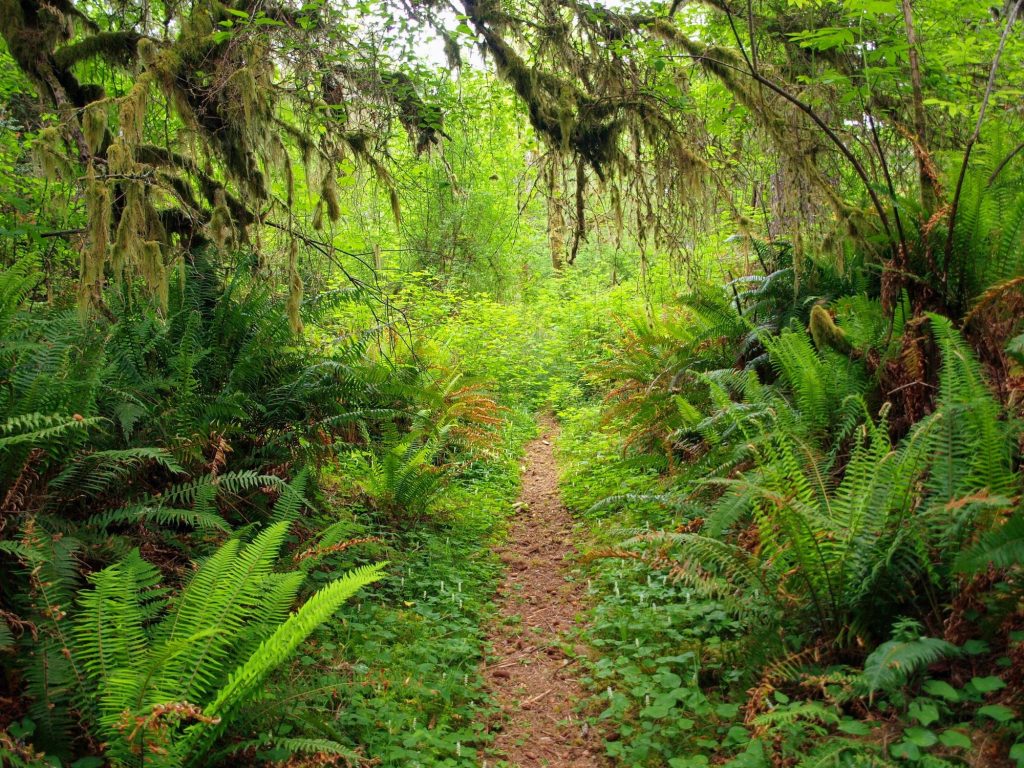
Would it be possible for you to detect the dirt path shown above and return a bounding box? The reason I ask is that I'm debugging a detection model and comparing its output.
[483,418,604,767]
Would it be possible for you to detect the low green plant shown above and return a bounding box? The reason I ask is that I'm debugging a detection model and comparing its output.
[20,514,383,766]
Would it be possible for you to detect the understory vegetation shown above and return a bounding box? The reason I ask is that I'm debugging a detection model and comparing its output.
[2,0,1023,762]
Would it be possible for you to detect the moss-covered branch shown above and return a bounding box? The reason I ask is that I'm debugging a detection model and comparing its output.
[53,31,142,69]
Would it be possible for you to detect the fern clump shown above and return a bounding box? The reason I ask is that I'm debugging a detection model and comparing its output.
[70,525,384,766]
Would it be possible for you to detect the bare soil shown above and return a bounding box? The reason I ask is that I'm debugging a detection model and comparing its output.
[483,418,604,767]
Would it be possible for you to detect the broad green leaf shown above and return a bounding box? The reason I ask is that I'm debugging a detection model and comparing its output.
[977,705,1016,723]
[903,727,938,747]
[922,680,960,702]
[939,730,972,749]
[970,676,1006,693]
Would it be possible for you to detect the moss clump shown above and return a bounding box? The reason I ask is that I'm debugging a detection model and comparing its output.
[809,304,852,355]
[83,100,108,153]
[208,189,235,252]
[53,31,142,70]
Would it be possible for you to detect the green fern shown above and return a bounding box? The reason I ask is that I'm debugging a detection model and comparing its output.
[859,631,958,700]
[48,448,185,502]
[178,562,385,764]
[921,314,1014,499]
[943,148,1024,308]
[956,510,1024,573]
[0,413,99,450]
[354,438,447,521]
[70,521,384,766]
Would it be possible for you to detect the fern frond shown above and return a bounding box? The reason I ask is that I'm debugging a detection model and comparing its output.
[956,511,1024,573]
[88,504,230,532]
[179,562,386,763]
[859,635,958,699]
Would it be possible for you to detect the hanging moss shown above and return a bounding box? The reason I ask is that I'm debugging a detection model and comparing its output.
[118,72,152,147]
[286,237,303,335]
[82,100,107,154]
[3,0,474,317]
[106,138,132,175]
[322,176,341,223]
[140,240,168,313]
[80,168,111,311]
[610,183,624,251]
[33,127,73,180]
[389,189,402,226]
[113,183,144,281]
[208,189,236,252]
[442,32,462,70]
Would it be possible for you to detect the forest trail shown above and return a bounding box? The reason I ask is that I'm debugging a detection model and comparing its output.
[483,417,604,767]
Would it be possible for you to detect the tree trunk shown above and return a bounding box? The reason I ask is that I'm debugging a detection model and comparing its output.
[545,155,566,271]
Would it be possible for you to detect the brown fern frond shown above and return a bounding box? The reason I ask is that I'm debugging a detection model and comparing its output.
[294,536,383,563]
[580,547,644,564]
[1,448,43,521]
[207,433,232,478]
[963,275,1024,329]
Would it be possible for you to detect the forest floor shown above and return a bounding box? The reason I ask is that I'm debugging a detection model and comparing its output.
[483,417,605,767]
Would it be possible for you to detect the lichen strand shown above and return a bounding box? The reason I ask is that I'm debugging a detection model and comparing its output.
[286,237,304,335]
[80,168,111,312]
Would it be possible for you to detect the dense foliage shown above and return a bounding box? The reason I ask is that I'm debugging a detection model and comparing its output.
[2,0,1023,762]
